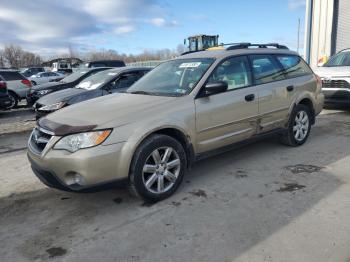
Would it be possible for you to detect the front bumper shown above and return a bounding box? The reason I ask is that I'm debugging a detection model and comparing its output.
[322,87,350,105]
[27,133,129,191]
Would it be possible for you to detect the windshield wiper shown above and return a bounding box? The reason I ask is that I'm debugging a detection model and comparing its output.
[129,90,153,95]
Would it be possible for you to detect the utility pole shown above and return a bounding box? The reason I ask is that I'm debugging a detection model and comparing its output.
[297,18,301,54]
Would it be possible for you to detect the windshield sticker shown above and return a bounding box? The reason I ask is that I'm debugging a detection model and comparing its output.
[175,89,187,94]
[179,62,201,68]
[108,72,117,76]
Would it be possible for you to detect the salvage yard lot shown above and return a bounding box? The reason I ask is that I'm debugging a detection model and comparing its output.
[1,108,350,262]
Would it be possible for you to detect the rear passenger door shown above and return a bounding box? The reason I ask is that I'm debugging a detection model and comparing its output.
[249,55,291,133]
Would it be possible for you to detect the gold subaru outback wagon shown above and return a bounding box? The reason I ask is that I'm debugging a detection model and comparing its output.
[28,43,324,201]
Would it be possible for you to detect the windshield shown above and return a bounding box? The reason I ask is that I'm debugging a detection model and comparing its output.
[61,69,89,83]
[76,70,116,90]
[324,51,350,67]
[127,58,214,96]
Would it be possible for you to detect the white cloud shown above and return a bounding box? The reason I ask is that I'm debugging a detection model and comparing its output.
[114,25,136,34]
[0,0,177,56]
[150,17,179,27]
[288,0,306,10]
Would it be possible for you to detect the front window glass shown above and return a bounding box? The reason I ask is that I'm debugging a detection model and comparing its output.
[208,56,251,90]
[324,51,350,67]
[128,58,214,96]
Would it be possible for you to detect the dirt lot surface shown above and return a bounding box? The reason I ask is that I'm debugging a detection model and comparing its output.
[0,105,35,135]
[1,109,350,262]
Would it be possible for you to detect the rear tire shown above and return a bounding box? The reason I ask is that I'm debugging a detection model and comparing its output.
[129,134,187,202]
[6,92,18,109]
[280,104,312,146]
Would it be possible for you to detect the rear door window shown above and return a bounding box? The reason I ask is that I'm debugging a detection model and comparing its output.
[0,71,26,81]
[276,55,312,78]
[250,55,285,84]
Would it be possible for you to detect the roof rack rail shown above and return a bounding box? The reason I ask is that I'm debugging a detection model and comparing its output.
[226,43,289,50]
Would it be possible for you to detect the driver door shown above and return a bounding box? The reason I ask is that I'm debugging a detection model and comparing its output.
[195,56,259,153]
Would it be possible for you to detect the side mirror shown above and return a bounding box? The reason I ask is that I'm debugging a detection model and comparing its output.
[204,81,228,96]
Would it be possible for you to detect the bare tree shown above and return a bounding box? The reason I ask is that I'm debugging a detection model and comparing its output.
[1,44,42,68]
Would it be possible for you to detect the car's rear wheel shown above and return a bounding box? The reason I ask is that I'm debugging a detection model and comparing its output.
[129,134,186,202]
[280,104,311,146]
[6,91,18,109]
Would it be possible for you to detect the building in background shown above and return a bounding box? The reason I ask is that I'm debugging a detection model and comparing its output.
[304,0,350,68]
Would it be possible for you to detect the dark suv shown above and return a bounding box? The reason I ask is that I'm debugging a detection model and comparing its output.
[0,76,11,109]
[80,60,126,68]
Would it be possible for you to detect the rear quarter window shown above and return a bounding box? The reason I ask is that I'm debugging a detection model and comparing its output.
[276,55,312,78]
[0,71,26,81]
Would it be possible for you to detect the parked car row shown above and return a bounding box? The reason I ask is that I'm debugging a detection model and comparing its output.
[0,60,128,110]
[34,67,150,119]
[27,44,325,202]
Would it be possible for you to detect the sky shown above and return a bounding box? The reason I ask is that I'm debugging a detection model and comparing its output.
[0,0,306,57]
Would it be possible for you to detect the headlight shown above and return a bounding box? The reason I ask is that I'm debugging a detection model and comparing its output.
[54,130,112,152]
[39,102,66,111]
[37,90,51,95]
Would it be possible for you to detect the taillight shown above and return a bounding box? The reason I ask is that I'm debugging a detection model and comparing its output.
[315,74,322,86]
[21,79,32,87]
[0,81,6,89]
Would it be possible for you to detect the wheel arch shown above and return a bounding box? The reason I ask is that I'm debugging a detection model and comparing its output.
[296,97,316,125]
[127,126,195,175]
[289,93,316,125]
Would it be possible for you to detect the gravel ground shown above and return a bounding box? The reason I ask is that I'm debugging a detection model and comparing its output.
[0,109,350,262]
[0,105,36,135]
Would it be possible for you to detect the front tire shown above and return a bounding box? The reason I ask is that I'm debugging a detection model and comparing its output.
[280,104,312,146]
[129,134,187,202]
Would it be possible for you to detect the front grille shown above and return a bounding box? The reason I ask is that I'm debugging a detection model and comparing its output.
[322,80,350,89]
[29,128,53,154]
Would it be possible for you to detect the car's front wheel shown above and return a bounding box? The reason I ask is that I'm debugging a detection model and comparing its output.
[129,134,187,202]
[6,92,18,109]
[280,104,312,146]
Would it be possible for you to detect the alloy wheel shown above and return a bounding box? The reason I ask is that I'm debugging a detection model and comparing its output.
[142,147,181,194]
[293,110,309,141]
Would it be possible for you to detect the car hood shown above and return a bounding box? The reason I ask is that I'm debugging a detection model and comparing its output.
[36,88,87,105]
[31,81,67,91]
[313,66,350,78]
[41,93,179,133]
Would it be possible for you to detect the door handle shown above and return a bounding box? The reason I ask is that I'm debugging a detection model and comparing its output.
[245,94,255,102]
[286,85,294,92]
